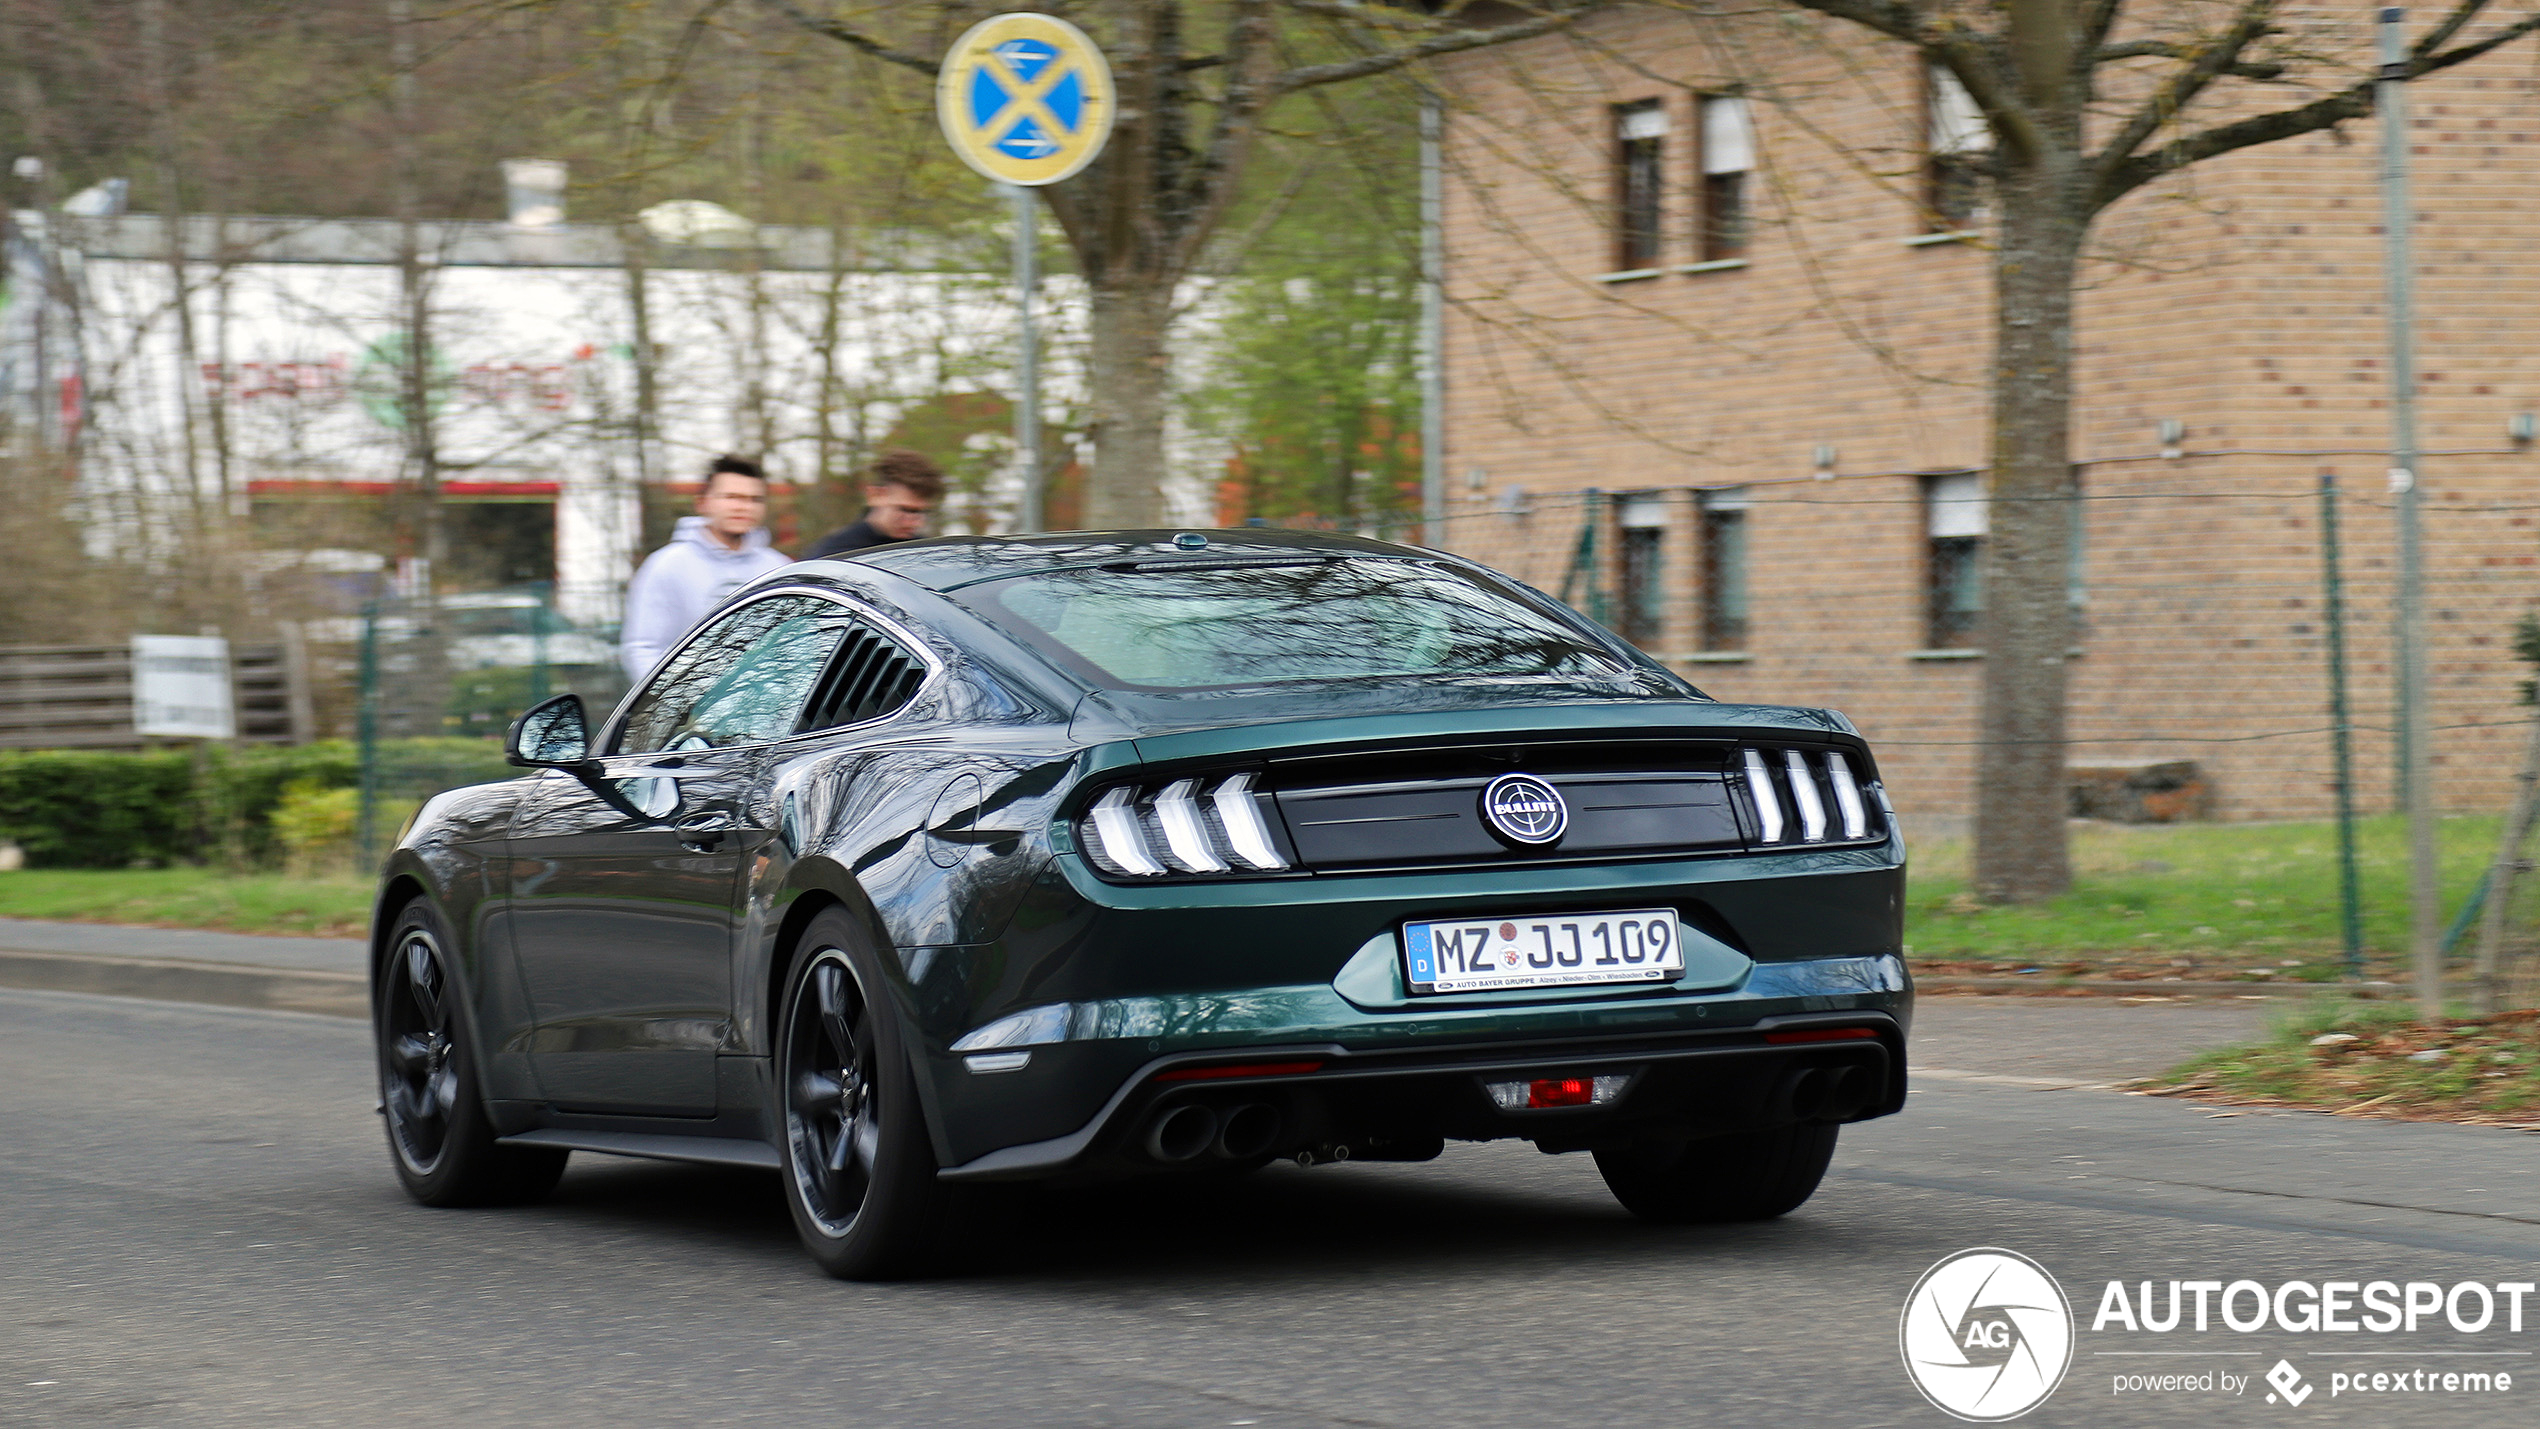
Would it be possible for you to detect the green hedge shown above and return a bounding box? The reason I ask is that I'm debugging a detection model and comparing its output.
[0,739,512,870]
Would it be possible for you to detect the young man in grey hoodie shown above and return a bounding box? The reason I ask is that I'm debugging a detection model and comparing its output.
[619,456,793,681]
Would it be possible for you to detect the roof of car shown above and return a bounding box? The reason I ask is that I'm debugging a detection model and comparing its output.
[809,528,1426,593]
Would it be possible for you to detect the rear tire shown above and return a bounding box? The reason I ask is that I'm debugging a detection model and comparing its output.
[1594,1123,1837,1224]
[376,897,568,1208]
[775,910,945,1280]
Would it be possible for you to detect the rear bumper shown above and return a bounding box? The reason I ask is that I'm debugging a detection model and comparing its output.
[931,956,1910,1181]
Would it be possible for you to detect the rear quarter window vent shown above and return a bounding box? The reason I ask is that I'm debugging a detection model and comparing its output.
[800,626,926,731]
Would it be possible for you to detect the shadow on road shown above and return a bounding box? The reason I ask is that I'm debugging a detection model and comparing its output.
[535,1149,1832,1284]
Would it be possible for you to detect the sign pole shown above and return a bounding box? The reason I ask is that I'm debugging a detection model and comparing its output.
[2379,7,2441,1022]
[938,12,1113,538]
[1009,182,1042,532]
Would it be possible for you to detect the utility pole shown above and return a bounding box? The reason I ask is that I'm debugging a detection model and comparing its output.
[1008,182,1042,532]
[1418,90,1445,543]
[2319,471,2365,976]
[2379,7,2441,1022]
[388,0,443,594]
[141,0,208,546]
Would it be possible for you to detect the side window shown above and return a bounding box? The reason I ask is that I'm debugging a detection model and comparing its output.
[1697,94,1750,262]
[1613,99,1667,272]
[1615,491,1668,648]
[1926,66,1990,231]
[1698,486,1750,652]
[1924,472,1987,649]
[615,595,850,753]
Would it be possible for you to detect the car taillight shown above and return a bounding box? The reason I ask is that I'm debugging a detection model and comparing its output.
[1485,1074,1631,1110]
[1739,747,1879,845]
[1080,772,1290,877]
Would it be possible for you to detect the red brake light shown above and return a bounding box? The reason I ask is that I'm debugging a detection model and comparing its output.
[1152,1060,1324,1083]
[1764,1027,1879,1045]
[1527,1077,1595,1109]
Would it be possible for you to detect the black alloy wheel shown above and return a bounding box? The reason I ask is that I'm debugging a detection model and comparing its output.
[376,898,566,1207]
[786,949,880,1233]
[776,911,943,1279]
[382,927,460,1173]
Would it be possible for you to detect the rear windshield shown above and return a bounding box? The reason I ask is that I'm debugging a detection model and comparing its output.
[962,558,1628,691]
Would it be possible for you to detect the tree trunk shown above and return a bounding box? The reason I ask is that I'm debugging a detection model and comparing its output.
[1972,158,2085,903]
[1084,277,1171,527]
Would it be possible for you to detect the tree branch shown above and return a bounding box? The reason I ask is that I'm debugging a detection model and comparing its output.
[2094,6,2540,208]
[1779,0,2047,162]
[2095,0,2279,173]
[2095,38,2285,78]
[1268,1,1611,96]
[2079,0,2128,56]
[1168,0,1280,277]
[753,0,940,75]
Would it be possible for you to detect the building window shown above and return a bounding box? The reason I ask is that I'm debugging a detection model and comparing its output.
[1924,472,1986,648]
[1926,66,1989,231]
[1616,492,1668,646]
[1697,95,1751,262]
[1614,100,1667,271]
[1698,486,1749,651]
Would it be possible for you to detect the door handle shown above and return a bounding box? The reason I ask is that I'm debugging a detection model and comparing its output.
[676,813,732,852]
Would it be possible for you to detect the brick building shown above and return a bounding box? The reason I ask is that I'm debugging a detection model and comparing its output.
[1425,5,2540,827]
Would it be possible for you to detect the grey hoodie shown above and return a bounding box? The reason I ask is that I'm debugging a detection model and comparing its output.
[619,516,793,681]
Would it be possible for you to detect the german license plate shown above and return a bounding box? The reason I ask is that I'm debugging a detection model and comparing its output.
[1402,909,1684,995]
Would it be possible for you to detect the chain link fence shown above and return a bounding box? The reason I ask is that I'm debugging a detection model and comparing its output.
[316,470,2540,1000]
[349,581,626,863]
[1286,459,2540,999]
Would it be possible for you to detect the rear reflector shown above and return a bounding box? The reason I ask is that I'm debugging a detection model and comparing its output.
[1763,1027,1879,1045]
[1152,1060,1324,1083]
[1485,1073,1630,1110]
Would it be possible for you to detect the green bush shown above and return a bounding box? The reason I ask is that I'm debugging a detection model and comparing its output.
[270,780,361,874]
[197,742,361,866]
[0,748,197,868]
[0,738,515,870]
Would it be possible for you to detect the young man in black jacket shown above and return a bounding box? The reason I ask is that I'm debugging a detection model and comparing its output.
[806,449,943,558]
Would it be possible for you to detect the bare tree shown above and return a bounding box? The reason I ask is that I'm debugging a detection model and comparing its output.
[760,0,1608,526]
[1742,0,2540,903]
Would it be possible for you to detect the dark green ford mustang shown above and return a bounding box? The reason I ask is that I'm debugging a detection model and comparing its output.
[372,530,1909,1278]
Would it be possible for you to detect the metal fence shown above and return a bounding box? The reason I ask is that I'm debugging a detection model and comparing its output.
[316,470,2540,998]
[1355,462,2540,834]
[1292,460,2540,998]
[351,582,626,862]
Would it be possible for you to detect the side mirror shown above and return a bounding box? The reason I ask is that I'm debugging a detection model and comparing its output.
[506,693,593,768]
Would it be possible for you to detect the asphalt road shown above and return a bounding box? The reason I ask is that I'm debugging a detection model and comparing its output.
[6,988,2536,1428]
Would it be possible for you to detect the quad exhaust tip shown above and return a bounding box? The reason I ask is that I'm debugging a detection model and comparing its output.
[1144,1104,1219,1162]
[1779,1064,1871,1123]
[1143,1102,1283,1162]
[1214,1104,1281,1160]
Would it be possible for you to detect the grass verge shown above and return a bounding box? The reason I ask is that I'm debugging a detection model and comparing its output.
[2146,1000,2540,1127]
[0,810,2521,963]
[1905,813,2498,978]
[0,867,372,938]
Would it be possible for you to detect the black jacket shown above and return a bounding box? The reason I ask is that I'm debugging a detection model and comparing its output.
[805,519,900,561]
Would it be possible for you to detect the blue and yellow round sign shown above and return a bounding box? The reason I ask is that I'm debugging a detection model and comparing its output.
[936,13,1115,187]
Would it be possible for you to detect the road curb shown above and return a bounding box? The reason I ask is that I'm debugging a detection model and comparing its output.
[1917,975,2414,998]
[0,948,366,1019]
